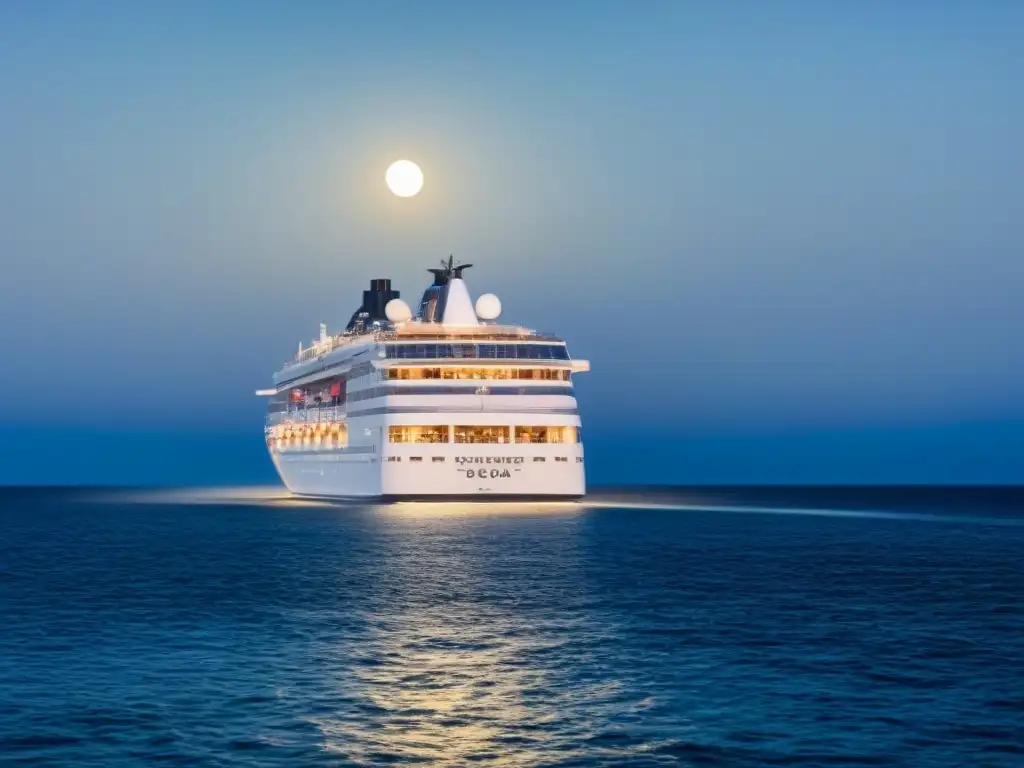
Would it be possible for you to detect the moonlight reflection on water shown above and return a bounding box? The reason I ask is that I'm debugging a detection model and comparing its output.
[2,487,1021,765]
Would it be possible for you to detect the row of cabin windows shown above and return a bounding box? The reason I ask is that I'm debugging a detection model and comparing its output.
[271,365,569,412]
[385,343,570,360]
[270,364,378,412]
[267,423,349,450]
[270,385,573,412]
[269,378,346,412]
[269,361,571,414]
[273,361,375,399]
[388,425,581,444]
[350,385,573,402]
[385,367,570,381]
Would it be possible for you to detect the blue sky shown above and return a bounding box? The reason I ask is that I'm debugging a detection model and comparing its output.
[1,1,1022,484]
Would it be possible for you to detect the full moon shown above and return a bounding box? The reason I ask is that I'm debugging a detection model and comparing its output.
[385,159,424,198]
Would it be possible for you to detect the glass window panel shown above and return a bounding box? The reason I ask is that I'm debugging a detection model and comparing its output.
[513,426,579,443]
[453,426,510,444]
[514,426,546,443]
[388,425,450,443]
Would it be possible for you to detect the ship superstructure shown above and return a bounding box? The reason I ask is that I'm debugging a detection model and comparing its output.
[258,259,589,499]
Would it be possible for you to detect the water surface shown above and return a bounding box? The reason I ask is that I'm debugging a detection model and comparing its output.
[1,487,1022,766]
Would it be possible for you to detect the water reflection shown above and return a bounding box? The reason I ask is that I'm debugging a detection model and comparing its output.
[104,488,585,517]
[301,502,654,766]
[15,486,1021,766]
[384,500,583,518]
[93,487,1024,527]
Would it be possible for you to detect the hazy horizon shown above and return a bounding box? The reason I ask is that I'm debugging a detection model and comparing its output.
[2,2,1022,485]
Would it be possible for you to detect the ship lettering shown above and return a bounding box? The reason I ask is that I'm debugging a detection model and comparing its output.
[464,468,513,479]
[455,456,525,466]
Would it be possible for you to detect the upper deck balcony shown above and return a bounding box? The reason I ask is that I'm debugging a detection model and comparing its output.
[286,323,564,367]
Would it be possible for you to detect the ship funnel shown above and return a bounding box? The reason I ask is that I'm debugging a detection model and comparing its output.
[346,277,401,331]
[441,277,479,326]
[416,255,478,325]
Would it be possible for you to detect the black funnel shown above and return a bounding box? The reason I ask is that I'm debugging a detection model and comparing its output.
[347,278,400,331]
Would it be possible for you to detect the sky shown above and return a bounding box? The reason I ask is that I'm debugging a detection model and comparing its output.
[1,1,1022,485]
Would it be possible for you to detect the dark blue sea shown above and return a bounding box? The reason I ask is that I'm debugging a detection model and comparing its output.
[2,486,1023,767]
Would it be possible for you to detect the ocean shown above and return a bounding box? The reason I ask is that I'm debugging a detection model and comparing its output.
[1,486,1022,767]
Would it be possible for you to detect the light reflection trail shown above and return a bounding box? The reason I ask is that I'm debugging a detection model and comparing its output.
[97,487,1024,526]
[581,500,1024,527]
[301,505,627,766]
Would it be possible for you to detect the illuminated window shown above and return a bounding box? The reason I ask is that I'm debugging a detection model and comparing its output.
[385,343,570,360]
[332,424,349,448]
[388,426,450,444]
[386,367,569,382]
[515,426,579,444]
[453,426,510,444]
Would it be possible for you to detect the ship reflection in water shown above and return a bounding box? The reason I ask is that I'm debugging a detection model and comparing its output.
[12,485,1016,766]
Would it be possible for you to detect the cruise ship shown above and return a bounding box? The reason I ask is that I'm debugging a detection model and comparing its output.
[257,258,589,499]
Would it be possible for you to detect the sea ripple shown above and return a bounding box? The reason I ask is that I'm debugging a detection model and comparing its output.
[0,487,1022,766]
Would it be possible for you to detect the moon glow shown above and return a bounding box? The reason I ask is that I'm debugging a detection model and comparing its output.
[385,160,424,197]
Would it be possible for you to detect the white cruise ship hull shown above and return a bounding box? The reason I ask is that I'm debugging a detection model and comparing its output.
[271,443,585,499]
[261,265,590,501]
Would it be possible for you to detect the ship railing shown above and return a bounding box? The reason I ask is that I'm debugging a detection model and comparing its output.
[286,326,563,366]
[288,327,395,365]
[267,405,347,426]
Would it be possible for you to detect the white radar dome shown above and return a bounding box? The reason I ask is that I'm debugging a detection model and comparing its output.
[385,298,412,323]
[475,293,502,321]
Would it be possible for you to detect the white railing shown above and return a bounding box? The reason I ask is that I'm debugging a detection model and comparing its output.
[267,405,346,426]
[286,324,562,366]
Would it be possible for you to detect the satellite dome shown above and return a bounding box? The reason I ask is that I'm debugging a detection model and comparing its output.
[475,293,502,321]
[385,298,412,323]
